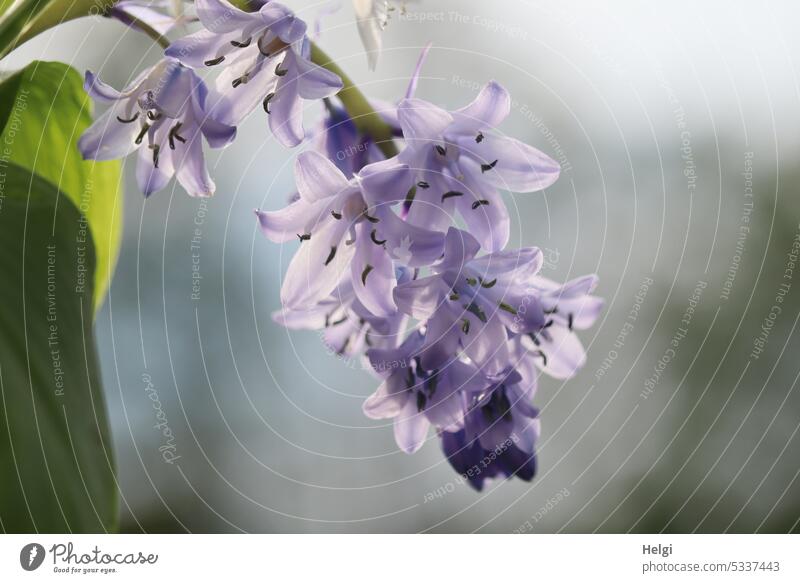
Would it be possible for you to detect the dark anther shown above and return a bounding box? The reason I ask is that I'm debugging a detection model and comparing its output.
[476,131,484,143]
[441,191,463,202]
[168,123,186,150]
[461,318,470,334]
[471,199,490,210]
[337,337,351,356]
[499,302,517,315]
[466,277,478,286]
[263,92,275,114]
[435,145,447,156]
[417,181,430,189]
[568,313,574,330]
[425,371,438,397]
[231,37,252,48]
[465,301,488,323]
[116,112,139,124]
[416,391,427,412]
[134,123,150,145]
[481,278,497,288]
[370,230,386,245]
[150,144,160,168]
[363,213,380,223]
[204,56,226,66]
[449,292,460,301]
[364,332,373,347]
[146,110,162,121]
[406,366,415,389]
[535,349,547,366]
[297,233,311,242]
[275,63,288,76]
[361,264,374,285]
[481,159,498,173]
[528,332,540,346]
[543,319,553,328]
[324,246,337,266]
[232,77,244,88]
[331,210,342,220]
[404,187,416,209]
[330,315,347,326]
[544,307,558,315]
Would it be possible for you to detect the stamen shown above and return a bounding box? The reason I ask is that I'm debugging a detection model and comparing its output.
[416,391,427,412]
[146,110,162,121]
[263,92,275,114]
[464,301,487,323]
[476,131,484,143]
[481,278,497,288]
[568,313,574,330]
[471,199,490,210]
[425,371,438,396]
[535,349,547,366]
[330,315,347,326]
[417,181,430,189]
[543,319,554,328]
[499,302,517,315]
[363,213,380,223]
[370,230,386,245]
[361,264,374,285]
[204,56,226,66]
[275,63,288,76]
[231,38,252,48]
[481,159,498,173]
[324,246,337,266]
[461,319,470,334]
[297,233,311,242]
[441,191,463,202]
[134,123,150,145]
[435,145,447,156]
[331,210,342,220]
[116,112,139,124]
[466,277,478,286]
[168,123,186,150]
[150,144,160,168]
[528,332,540,346]
[449,292,460,301]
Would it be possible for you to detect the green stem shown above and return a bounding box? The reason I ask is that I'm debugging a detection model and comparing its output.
[310,42,398,159]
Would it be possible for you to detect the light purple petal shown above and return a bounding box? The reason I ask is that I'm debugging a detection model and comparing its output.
[363,375,409,419]
[269,67,304,146]
[440,227,481,272]
[457,162,509,252]
[195,0,256,32]
[460,312,509,376]
[394,398,429,453]
[405,43,432,99]
[165,30,232,68]
[255,197,328,243]
[295,150,350,203]
[292,50,343,100]
[393,275,442,319]
[174,127,215,197]
[351,224,397,317]
[532,326,586,380]
[452,81,511,131]
[262,4,307,43]
[375,207,445,268]
[135,132,175,196]
[397,98,453,145]
[78,107,139,161]
[280,216,352,308]
[84,70,121,102]
[357,157,410,204]
[212,49,278,125]
[459,132,560,193]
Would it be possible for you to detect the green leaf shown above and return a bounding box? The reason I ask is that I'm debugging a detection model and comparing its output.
[0,162,117,533]
[0,60,122,311]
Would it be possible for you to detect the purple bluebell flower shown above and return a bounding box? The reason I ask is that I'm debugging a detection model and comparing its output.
[255,150,444,316]
[363,331,486,453]
[397,82,561,251]
[79,57,236,197]
[394,228,547,375]
[515,274,604,379]
[166,0,342,147]
[273,273,409,358]
[439,364,539,490]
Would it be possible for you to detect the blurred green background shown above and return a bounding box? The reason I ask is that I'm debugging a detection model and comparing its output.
[5,0,800,532]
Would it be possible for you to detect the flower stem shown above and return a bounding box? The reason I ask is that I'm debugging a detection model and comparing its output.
[310,42,398,159]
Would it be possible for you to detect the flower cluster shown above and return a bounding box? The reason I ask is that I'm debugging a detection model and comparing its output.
[79,0,602,490]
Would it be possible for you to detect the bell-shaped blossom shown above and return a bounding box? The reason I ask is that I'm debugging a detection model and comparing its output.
[78,57,236,197]
[397,82,560,251]
[166,0,342,147]
[440,365,539,490]
[363,331,486,453]
[256,150,444,316]
[394,228,547,375]
[515,274,604,380]
[273,273,408,358]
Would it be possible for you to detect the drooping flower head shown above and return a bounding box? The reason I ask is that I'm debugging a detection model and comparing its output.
[398,82,561,251]
[256,150,444,316]
[79,57,236,197]
[166,0,343,146]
